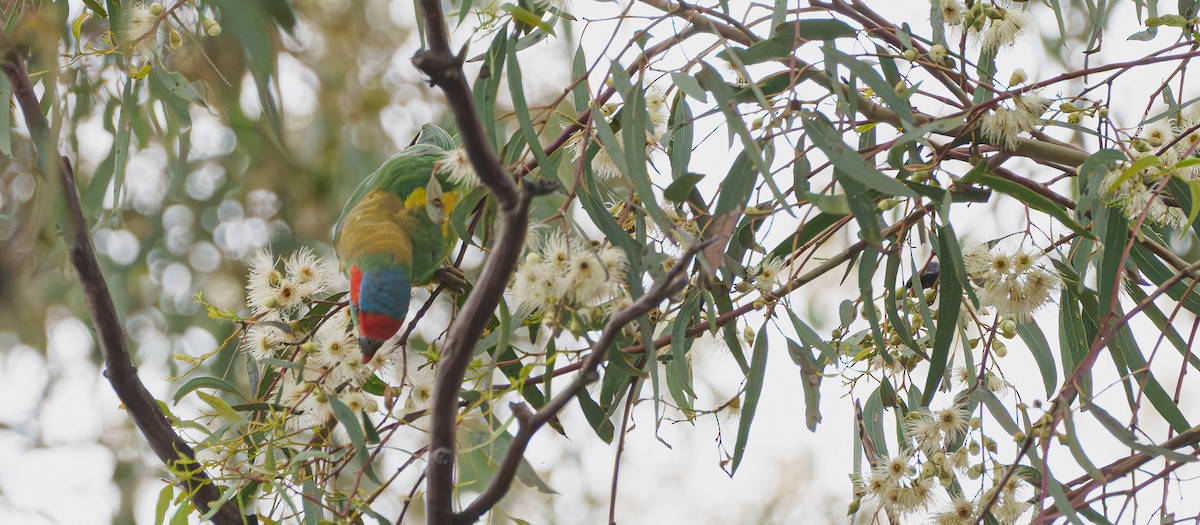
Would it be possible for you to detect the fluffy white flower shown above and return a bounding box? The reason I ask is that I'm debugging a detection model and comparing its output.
[964,243,1060,319]
[940,0,965,25]
[439,146,480,188]
[644,87,669,140]
[510,232,627,312]
[122,2,158,56]
[285,247,332,299]
[981,9,1032,51]
[751,256,785,293]
[246,250,282,313]
[933,497,977,525]
[400,355,438,420]
[980,95,1045,151]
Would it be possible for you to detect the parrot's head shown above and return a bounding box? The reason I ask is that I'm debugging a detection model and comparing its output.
[349,264,413,363]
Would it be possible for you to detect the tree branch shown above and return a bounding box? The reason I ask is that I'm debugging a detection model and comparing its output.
[0,35,252,525]
[411,4,517,209]
[454,243,701,524]
[1040,426,1200,522]
[410,2,561,523]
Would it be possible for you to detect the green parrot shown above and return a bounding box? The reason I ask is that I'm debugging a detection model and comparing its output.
[334,125,466,363]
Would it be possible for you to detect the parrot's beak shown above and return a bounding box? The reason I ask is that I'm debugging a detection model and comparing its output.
[359,337,385,364]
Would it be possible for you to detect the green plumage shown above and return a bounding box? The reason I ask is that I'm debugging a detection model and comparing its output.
[334,138,459,285]
[334,125,463,356]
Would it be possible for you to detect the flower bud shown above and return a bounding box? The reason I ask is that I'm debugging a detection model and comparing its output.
[1008,68,1027,86]
[202,17,222,37]
[928,44,947,63]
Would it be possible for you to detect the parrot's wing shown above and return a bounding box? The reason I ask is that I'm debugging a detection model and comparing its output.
[333,145,447,244]
[414,124,458,150]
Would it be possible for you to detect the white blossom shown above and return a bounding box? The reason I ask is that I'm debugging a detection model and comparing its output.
[439,146,480,188]
[963,243,1060,319]
[981,9,1032,51]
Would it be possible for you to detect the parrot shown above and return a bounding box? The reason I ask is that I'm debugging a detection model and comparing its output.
[334,125,468,363]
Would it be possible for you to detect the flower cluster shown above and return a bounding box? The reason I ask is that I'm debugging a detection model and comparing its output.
[861,452,937,516]
[509,230,628,314]
[121,2,222,67]
[566,87,669,180]
[246,248,335,314]
[906,406,971,454]
[240,249,435,431]
[855,405,1032,524]
[940,0,1033,52]
[980,93,1051,151]
[1099,120,1200,229]
[963,243,1060,320]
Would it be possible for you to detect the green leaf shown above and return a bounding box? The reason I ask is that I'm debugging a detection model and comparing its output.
[824,48,914,127]
[1130,243,1200,315]
[696,64,788,206]
[786,308,837,364]
[154,483,173,525]
[806,190,851,215]
[172,376,244,403]
[666,296,701,412]
[717,19,855,65]
[196,391,246,428]
[922,217,963,405]
[570,45,589,112]
[327,395,381,484]
[786,338,825,431]
[712,148,762,218]
[575,389,615,443]
[664,173,704,202]
[506,36,554,178]
[961,170,1095,239]
[804,116,917,198]
[1095,211,1128,319]
[104,79,135,211]
[1086,403,1196,462]
[1107,319,1192,433]
[882,250,922,359]
[670,71,707,102]
[862,388,889,458]
[730,322,770,474]
[768,212,844,260]
[0,74,10,158]
[82,0,108,17]
[301,476,322,525]
[501,4,553,32]
[1058,291,1091,398]
[668,92,694,181]
[473,32,508,150]
[1016,321,1058,397]
[1062,410,1105,484]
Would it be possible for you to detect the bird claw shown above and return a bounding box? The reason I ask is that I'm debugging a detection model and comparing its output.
[434,266,468,295]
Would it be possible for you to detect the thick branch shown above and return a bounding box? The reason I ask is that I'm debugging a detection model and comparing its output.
[411,1,560,522]
[0,39,250,525]
[411,4,517,208]
[455,244,700,524]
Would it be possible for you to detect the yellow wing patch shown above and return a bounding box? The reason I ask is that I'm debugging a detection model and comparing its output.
[336,191,414,265]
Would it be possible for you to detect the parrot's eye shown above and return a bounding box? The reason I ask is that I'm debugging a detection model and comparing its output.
[431,197,443,208]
